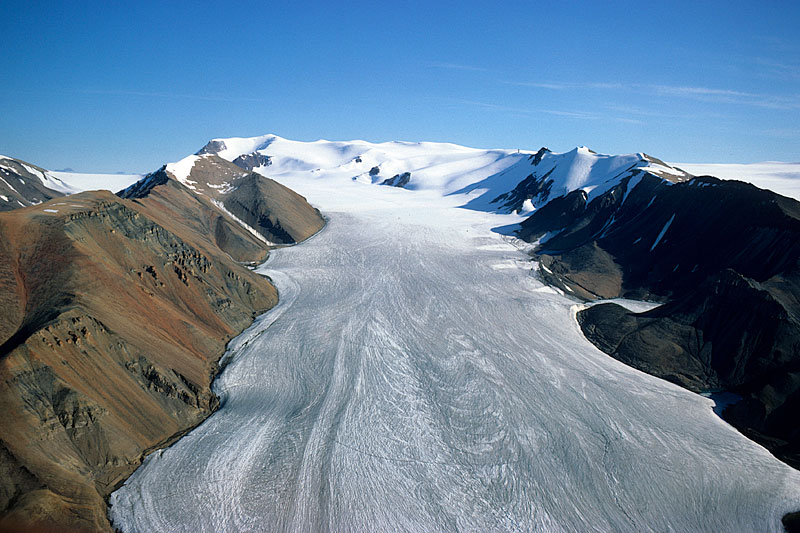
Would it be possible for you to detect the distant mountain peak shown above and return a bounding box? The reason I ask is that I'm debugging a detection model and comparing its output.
[0,155,76,210]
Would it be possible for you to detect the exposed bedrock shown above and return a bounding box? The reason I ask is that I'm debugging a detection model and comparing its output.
[517,172,800,471]
[0,190,279,531]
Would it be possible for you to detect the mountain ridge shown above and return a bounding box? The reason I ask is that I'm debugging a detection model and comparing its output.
[0,151,325,531]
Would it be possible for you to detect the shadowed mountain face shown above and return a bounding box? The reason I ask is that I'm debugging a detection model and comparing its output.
[462,147,691,215]
[517,171,800,469]
[0,157,73,211]
[521,175,800,300]
[231,151,271,171]
[0,149,326,531]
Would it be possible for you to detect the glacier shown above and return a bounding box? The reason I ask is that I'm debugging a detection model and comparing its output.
[109,140,800,532]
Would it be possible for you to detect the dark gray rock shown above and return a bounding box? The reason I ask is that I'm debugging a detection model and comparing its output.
[118,167,169,198]
[195,140,227,155]
[380,172,411,188]
[231,152,271,171]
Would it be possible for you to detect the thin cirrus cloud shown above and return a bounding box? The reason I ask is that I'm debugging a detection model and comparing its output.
[503,80,625,90]
[79,88,268,103]
[651,85,800,110]
[754,58,800,80]
[449,98,641,123]
[427,62,492,72]
[504,79,800,110]
[430,62,798,110]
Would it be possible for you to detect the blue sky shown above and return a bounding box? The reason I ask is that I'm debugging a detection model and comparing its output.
[1,0,799,172]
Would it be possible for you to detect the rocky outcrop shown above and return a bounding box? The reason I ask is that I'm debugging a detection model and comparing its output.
[785,512,800,533]
[119,167,269,263]
[195,139,227,155]
[517,170,800,470]
[380,172,411,188]
[0,143,329,531]
[232,152,271,171]
[0,191,279,531]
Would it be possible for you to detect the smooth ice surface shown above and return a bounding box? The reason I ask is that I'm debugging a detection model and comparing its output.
[674,161,800,201]
[109,164,800,532]
[48,170,143,193]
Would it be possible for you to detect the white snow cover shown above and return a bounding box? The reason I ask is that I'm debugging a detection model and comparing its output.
[19,163,77,194]
[0,176,17,193]
[187,135,696,216]
[48,171,142,193]
[621,173,643,205]
[673,161,800,201]
[208,134,529,197]
[165,154,202,189]
[650,213,676,251]
[0,157,78,194]
[518,148,690,207]
[110,136,800,532]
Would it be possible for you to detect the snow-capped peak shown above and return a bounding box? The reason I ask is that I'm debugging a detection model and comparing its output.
[187,134,529,197]
[529,147,691,203]
[165,154,203,189]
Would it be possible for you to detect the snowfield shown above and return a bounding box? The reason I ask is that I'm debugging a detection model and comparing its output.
[48,170,142,193]
[673,161,800,201]
[109,137,800,532]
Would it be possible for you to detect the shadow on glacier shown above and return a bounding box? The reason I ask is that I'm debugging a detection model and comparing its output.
[447,157,531,213]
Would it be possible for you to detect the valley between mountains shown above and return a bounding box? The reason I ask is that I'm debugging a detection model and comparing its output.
[1,137,799,532]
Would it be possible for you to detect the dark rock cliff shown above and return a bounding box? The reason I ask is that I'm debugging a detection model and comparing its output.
[518,173,800,470]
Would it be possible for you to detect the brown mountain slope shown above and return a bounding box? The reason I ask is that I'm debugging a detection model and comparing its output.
[120,155,325,245]
[0,191,277,532]
[118,168,270,264]
[222,172,326,244]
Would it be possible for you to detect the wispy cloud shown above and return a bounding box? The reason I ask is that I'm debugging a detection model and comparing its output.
[648,85,753,98]
[604,103,730,122]
[647,84,800,110]
[762,128,800,138]
[754,58,800,80]
[504,78,800,110]
[451,99,530,113]
[428,62,490,72]
[604,103,676,118]
[80,88,267,103]
[449,98,641,123]
[503,80,624,90]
